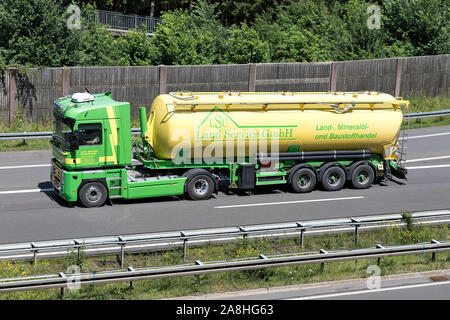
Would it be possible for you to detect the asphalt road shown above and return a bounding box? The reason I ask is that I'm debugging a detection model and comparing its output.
[0,125,450,244]
[182,270,450,300]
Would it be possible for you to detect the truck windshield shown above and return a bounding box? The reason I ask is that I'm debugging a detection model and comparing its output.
[53,117,73,149]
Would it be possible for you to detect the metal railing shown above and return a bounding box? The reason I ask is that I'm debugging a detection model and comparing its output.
[1,110,449,141]
[0,239,448,293]
[0,209,449,266]
[98,10,161,34]
[405,109,450,119]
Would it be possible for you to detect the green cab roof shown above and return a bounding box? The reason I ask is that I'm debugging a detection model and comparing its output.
[53,92,129,120]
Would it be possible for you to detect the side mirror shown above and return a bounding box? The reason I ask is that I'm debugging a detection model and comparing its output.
[70,131,79,151]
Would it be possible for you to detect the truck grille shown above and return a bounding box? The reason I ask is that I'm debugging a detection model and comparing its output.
[52,161,63,191]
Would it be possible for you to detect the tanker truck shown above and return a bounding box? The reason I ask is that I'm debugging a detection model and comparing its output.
[50,91,409,207]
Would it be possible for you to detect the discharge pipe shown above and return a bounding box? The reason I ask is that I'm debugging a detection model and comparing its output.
[139,106,150,155]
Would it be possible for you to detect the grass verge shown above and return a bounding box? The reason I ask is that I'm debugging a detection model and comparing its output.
[405,94,450,129]
[0,223,448,300]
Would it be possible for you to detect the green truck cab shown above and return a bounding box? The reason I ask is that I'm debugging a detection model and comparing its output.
[50,92,188,207]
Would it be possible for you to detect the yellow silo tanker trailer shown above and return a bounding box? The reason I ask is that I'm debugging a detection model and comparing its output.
[50,91,409,207]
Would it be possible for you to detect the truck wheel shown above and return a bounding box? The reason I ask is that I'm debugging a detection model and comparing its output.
[79,182,107,207]
[351,164,374,189]
[321,166,346,191]
[187,175,214,200]
[291,168,316,193]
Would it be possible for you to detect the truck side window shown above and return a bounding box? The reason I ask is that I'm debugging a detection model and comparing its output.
[78,123,102,145]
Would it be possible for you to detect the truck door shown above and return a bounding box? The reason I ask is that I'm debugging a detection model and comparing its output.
[73,121,106,168]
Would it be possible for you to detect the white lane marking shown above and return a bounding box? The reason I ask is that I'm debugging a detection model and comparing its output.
[0,164,51,170]
[401,132,450,140]
[0,188,54,195]
[407,155,450,163]
[214,196,364,209]
[288,280,450,300]
[407,164,450,170]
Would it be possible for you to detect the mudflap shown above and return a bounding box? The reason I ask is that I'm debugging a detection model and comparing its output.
[389,161,408,180]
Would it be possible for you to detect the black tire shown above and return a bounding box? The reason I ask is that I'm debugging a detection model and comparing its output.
[321,166,346,191]
[351,164,374,189]
[79,182,108,207]
[290,168,316,193]
[186,174,214,200]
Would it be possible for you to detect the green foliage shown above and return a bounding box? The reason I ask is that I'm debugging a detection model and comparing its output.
[402,210,415,232]
[66,244,86,269]
[223,24,270,64]
[382,0,450,56]
[0,0,448,68]
[151,1,228,65]
[0,0,78,67]
[117,27,159,66]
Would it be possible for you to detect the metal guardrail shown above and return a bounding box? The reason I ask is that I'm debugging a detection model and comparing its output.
[404,109,450,119]
[1,110,449,141]
[0,209,449,264]
[98,10,161,34]
[0,239,448,293]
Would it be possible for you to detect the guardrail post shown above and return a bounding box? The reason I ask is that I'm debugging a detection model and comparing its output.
[431,239,440,261]
[319,249,327,272]
[31,242,38,275]
[128,266,135,289]
[73,240,82,263]
[351,218,361,246]
[376,244,385,265]
[59,272,66,297]
[239,227,249,248]
[181,232,188,262]
[195,260,203,286]
[296,222,306,248]
[118,236,126,268]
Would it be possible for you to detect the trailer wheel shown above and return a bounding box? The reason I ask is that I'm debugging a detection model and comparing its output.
[186,175,214,200]
[79,182,107,207]
[321,166,346,191]
[351,164,374,189]
[291,168,316,193]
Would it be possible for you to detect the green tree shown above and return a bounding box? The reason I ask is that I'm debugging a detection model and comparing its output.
[117,27,159,66]
[223,24,270,64]
[75,5,122,66]
[382,0,450,56]
[151,0,227,65]
[0,0,78,67]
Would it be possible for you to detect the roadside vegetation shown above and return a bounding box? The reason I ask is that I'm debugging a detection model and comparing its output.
[1,0,448,69]
[0,223,448,300]
[405,94,450,129]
